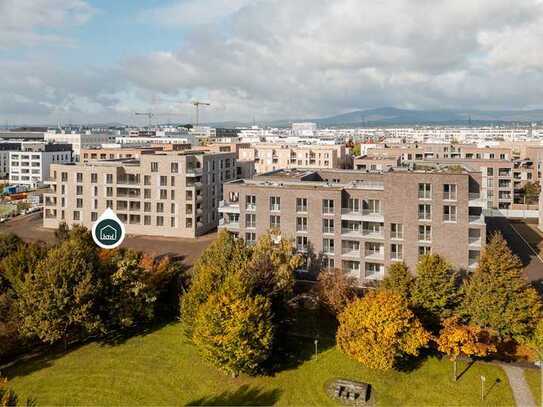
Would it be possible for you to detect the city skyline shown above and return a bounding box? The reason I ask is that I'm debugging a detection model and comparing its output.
[2,0,543,125]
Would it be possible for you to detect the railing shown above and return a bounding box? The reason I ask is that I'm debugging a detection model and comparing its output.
[245,203,256,211]
[469,215,484,224]
[270,204,280,211]
[363,229,384,239]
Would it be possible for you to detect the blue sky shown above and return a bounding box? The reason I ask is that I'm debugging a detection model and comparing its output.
[1,0,543,125]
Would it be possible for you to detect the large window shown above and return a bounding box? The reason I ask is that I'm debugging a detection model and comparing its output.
[323,218,334,234]
[245,213,256,228]
[443,205,457,222]
[323,238,335,254]
[390,243,403,260]
[246,195,256,210]
[418,183,432,199]
[418,225,431,242]
[296,236,308,252]
[418,204,431,220]
[390,223,403,239]
[322,199,335,214]
[443,184,457,201]
[296,197,308,212]
[269,215,281,228]
[296,217,308,232]
[270,196,281,211]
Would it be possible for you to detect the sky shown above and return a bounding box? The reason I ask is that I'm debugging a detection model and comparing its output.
[1,0,543,125]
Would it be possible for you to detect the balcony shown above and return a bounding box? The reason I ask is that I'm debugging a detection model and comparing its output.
[218,200,240,214]
[361,210,384,222]
[341,208,361,221]
[218,218,240,230]
[468,193,484,207]
[469,215,485,225]
[341,249,361,259]
[365,250,385,261]
[186,167,203,177]
[341,228,362,238]
[468,259,479,270]
[362,229,384,239]
[469,237,482,248]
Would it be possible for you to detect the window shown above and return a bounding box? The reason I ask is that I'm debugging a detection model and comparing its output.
[418,204,431,220]
[171,162,178,173]
[160,189,167,200]
[269,215,280,228]
[322,199,335,214]
[296,217,308,232]
[418,183,431,199]
[390,223,403,239]
[323,218,334,234]
[418,225,431,242]
[363,199,381,214]
[365,263,382,279]
[443,184,457,200]
[106,200,113,209]
[418,246,431,257]
[323,257,335,269]
[245,213,256,228]
[390,243,403,260]
[151,162,158,172]
[296,197,307,212]
[245,232,256,245]
[342,240,360,254]
[443,205,457,222]
[61,172,68,182]
[76,198,83,208]
[106,187,113,197]
[156,202,164,213]
[73,211,80,221]
[343,260,360,274]
[144,202,151,212]
[91,212,97,221]
[487,168,494,177]
[270,196,280,211]
[246,195,256,210]
[76,173,83,183]
[346,198,359,212]
[144,215,151,225]
[144,175,151,185]
[160,176,167,186]
[171,190,175,200]
[170,217,176,227]
[76,185,83,195]
[106,174,113,184]
[296,236,308,252]
[323,238,335,254]
[156,216,164,226]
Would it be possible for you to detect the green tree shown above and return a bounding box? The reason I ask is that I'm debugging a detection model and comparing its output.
[0,233,22,260]
[461,233,542,340]
[54,222,70,242]
[193,277,273,376]
[352,144,361,156]
[1,242,46,292]
[521,181,540,205]
[337,290,430,370]
[411,254,460,328]
[181,230,250,336]
[381,262,413,302]
[15,237,103,348]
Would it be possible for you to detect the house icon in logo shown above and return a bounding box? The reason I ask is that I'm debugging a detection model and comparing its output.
[99,224,117,241]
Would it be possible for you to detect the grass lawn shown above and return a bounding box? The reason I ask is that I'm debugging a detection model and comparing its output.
[5,322,515,406]
[525,368,541,406]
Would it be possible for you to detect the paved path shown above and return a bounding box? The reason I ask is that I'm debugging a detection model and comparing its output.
[502,365,536,407]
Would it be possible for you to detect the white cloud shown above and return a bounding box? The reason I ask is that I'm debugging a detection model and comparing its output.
[0,0,96,48]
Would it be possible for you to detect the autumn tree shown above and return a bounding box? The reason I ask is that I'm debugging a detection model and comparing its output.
[192,276,273,376]
[181,230,250,336]
[411,254,460,328]
[315,268,357,315]
[337,290,430,370]
[381,262,413,302]
[15,237,103,348]
[461,233,542,340]
[437,316,496,381]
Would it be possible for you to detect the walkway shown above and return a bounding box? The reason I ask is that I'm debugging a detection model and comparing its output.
[502,365,536,407]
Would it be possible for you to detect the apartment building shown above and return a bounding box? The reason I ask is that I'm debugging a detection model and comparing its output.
[9,142,72,187]
[354,156,401,171]
[80,144,191,163]
[43,150,243,238]
[0,142,21,178]
[219,168,485,281]
[45,130,116,161]
[238,144,350,174]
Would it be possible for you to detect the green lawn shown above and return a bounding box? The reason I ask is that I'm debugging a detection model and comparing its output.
[6,322,515,406]
[525,368,541,406]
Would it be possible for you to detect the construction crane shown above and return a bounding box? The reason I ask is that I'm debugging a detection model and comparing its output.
[192,101,210,127]
[134,112,174,127]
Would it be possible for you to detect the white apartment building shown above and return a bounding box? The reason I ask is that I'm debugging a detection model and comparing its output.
[0,143,21,179]
[9,142,72,187]
[45,130,116,161]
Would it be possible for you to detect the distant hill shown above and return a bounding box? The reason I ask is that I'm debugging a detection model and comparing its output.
[207,107,543,128]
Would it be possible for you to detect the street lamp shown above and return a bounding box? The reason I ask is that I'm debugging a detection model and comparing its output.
[480,375,486,401]
[314,339,318,360]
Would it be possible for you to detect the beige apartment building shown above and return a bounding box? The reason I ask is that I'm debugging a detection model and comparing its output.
[219,168,485,282]
[44,150,245,238]
[238,144,350,174]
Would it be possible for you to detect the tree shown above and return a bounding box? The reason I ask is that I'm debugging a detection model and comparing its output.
[460,233,542,340]
[1,242,46,292]
[337,290,430,370]
[437,316,496,381]
[54,222,70,242]
[316,268,357,315]
[381,262,413,302]
[521,181,540,205]
[181,230,250,336]
[192,277,273,376]
[0,234,22,260]
[15,238,103,348]
[411,254,460,328]
[352,144,361,156]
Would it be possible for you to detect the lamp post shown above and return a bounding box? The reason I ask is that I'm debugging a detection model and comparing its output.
[314,339,318,360]
[480,375,486,401]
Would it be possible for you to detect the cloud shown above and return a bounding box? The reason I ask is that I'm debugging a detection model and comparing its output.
[0,0,96,48]
[3,0,543,123]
